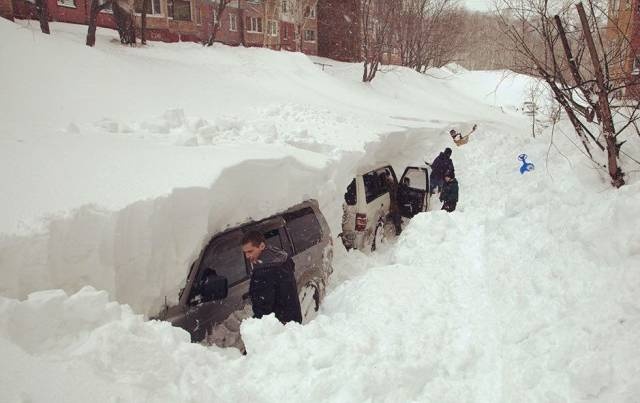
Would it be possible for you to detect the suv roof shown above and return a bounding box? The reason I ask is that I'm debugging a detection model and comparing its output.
[354,162,394,176]
[179,199,321,300]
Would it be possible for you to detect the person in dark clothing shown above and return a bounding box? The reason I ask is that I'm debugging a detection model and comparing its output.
[440,170,459,212]
[428,148,454,194]
[384,170,402,236]
[242,231,302,324]
[397,177,412,217]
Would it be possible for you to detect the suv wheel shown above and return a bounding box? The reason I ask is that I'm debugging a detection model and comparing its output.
[371,219,384,252]
[299,282,320,324]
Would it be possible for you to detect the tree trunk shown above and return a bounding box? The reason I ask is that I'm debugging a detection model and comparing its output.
[239,7,245,46]
[141,0,149,45]
[35,0,50,34]
[362,56,379,82]
[86,0,101,46]
[112,2,125,42]
[576,2,624,187]
[362,61,369,82]
[554,15,601,123]
[207,5,221,47]
[113,1,136,45]
[544,73,594,158]
[207,23,220,46]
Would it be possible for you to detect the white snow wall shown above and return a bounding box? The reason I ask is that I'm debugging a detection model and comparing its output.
[0,128,444,316]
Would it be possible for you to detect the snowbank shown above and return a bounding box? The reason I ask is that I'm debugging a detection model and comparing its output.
[2,148,639,401]
[0,19,503,315]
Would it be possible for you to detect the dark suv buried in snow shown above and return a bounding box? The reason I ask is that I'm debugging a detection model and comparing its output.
[155,199,333,348]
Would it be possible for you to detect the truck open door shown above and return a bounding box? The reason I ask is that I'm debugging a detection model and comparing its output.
[397,166,430,218]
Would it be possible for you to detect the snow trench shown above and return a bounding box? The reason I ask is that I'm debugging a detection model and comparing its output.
[0,127,444,316]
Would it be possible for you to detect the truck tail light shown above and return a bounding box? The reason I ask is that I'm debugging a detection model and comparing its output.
[355,213,367,231]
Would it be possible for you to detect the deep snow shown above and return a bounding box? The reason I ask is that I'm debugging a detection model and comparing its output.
[1,18,640,403]
[0,19,531,316]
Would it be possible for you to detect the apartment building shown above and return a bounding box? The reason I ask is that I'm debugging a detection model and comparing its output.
[3,0,318,55]
[606,0,640,98]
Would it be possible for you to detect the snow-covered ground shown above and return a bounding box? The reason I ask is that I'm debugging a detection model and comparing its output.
[1,19,639,403]
[0,19,531,316]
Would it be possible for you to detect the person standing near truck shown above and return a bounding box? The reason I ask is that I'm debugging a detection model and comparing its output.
[428,147,454,194]
[241,231,302,324]
[440,170,459,212]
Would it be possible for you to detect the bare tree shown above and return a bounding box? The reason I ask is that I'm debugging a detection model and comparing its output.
[497,0,634,187]
[360,0,400,82]
[397,0,465,72]
[113,0,136,44]
[141,0,150,44]
[86,0,135,46]
[288,0,316,52]
[33,0,50,34]
[457,11,515,70]
[262,0,280,49]
[206,0,233,46]
[87,0,112,46]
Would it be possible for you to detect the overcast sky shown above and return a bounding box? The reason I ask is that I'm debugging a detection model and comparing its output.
[463,0,495,12]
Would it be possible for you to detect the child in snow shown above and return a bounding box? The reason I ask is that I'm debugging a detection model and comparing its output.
[449,129,463,142]
[440,170,458,212]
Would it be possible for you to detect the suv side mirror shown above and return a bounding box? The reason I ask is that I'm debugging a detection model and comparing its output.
[201,269,228,301]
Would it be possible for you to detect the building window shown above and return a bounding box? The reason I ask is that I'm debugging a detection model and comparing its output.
[267,20,278,36]
[229,13,237,31]
[304,4,315,19]
[246,16,263,32]
[171,0,191,20]
[134,0,162,15]
[281,0,287,12]
[304,29,315,42]
[100,1,112,12]
[633,55,640,75]
[57,0,76,8]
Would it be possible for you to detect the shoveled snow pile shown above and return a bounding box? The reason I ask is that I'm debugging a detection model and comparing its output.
[1,17,640,403]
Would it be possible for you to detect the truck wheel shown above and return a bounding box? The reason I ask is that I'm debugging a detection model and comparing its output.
[299,282,320,324]
[371,220,383,252]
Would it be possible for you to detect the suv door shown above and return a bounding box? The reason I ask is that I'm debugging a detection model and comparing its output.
[398,166,430,218]
[185,229,249,341]
[363,165,395,227]
[283,206,326,322]
[283,207,323,276]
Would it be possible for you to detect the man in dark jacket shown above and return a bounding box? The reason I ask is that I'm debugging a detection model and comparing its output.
[440,170,459,212]
[428,148,454,194]
[242,231,302,324]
